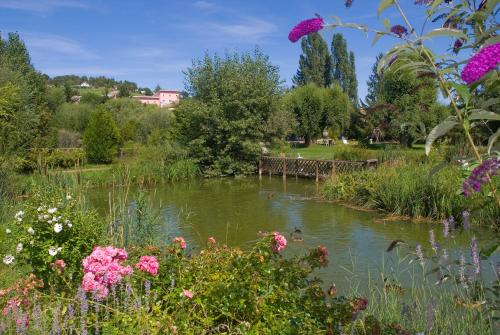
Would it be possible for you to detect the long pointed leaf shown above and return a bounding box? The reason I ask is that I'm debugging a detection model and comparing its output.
[469,110,500,121]
[487,127,500,154]
[425,117,458,155]
[378,0,394,16]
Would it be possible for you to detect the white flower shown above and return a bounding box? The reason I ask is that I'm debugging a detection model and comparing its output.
[49,247,59,256]
[66,195,72,200]
[14,211,24,222]
[16,243,23,253]
[42,214,49,220]
[54,223,63,233]
[48,208,57,214]
[3,255,14,265]
[52,216,59,222]
[5,228,11,234]
[27,227,35,235]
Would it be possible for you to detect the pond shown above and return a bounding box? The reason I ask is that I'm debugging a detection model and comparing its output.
[86,176,499,293]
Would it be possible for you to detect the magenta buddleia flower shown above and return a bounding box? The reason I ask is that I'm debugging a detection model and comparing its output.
[288,17,324,43]
[462,157,500,196]
[390,25,408,37]
[461,43,500,84]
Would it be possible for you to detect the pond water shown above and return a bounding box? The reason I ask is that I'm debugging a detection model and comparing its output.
[87,177,499,292]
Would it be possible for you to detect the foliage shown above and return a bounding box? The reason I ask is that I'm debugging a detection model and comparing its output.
[46,149,85,169]
[292,32,332,87]
[331,33,358,104]
[323,162,499,226]
[1,187,104,288]
[83,107,121,164]
[364,53,384,106]
[0,33,51,157]
[175,49,292,176]
[284,83,352,145]
[0,235,400,334]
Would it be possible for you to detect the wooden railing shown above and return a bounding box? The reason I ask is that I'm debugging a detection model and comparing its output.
[259,156,378,181]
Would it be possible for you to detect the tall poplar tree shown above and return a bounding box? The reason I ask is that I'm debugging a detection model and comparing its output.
[348,51,358,105]
[293,33,332,87]
[365,53,384,106]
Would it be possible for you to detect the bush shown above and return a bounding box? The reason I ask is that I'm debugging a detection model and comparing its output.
[46,148,85,169]
[83,107,121,164]
[1,187,105,288]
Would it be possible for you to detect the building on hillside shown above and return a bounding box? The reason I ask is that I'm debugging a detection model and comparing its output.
[133,90,181,108]
[80,81,91,88]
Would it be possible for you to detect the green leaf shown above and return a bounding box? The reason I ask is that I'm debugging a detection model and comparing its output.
[424,28,468,40]
[480,244,499,260]
[469,110,500,121]
[372,32,385,46]
[383,18,391,31]
[425,117,459,155]
[449,82,471,105]
[484,35,500,47]
[487,127,500,154]
[431,0,445,10]
[378,0,394,16]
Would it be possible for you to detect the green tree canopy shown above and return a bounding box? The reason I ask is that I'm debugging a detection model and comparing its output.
[331,34,358,103]
[175,49,292,176]
[293,33,332,87]
[83,107,121,164]
[285,84,352,146]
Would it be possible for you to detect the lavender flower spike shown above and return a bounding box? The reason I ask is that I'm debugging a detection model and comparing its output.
[288,17,324,43]
[461,43,500,84]
[416,244,424,264]
[470,237,481,276]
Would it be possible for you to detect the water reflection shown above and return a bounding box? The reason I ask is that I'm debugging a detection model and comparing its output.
[86,177,499,291]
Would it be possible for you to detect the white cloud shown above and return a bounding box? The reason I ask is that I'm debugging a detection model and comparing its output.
[23,33,98,60]
[193,1,216,11]
[0,0,89,13]
[186,17,277,43]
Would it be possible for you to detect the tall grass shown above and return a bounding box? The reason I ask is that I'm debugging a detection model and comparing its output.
[323,162,500,226]
[345,251,496,334]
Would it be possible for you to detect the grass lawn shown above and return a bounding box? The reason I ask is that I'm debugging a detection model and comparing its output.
[271,143,426,161]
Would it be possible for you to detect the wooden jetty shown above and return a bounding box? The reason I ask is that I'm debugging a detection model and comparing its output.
[259,156,378,182]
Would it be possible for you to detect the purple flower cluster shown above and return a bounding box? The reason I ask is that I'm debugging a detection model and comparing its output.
[288,17,324,43]
[453,39,464,54]
[462,158,500,196]
[345,0,354,8]
[390,25,408,37]
[461,43,500,84]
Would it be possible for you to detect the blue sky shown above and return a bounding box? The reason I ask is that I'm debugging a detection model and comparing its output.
[0,0,454,99]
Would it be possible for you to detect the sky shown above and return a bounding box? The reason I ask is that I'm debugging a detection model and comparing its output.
[0,0,455,100]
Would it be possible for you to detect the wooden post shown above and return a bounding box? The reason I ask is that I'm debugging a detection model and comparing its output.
[282,158,287,180]
[315,161,319,183]
[258,159,262,179]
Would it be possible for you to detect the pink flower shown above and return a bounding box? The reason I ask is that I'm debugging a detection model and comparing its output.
[81,246,133,298]
[182,289,194,299]
[207,237,216,244]
[135,256,159,276]
[54,259,65,269]
[461,43,500,84]
[271,232,287,253]
[173,237,187,249]
[288,17,324,43]
[2,299,21,315]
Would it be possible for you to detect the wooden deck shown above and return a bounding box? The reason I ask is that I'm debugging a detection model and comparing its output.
[259,156,378,181]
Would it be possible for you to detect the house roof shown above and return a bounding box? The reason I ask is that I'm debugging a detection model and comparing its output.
[133,96,159,100]
[158,90,181,94]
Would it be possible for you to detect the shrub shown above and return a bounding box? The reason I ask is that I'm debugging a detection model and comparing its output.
[1,187,105,288]
[83,107,121,164]
[46,148,85,169]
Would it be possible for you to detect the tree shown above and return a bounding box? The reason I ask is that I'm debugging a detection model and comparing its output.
[331,34,349,91]
[364,53,383,106]
[175,49,291,176]
[348,52,358,105]
[293,33,332,87]
[154,84,161,93]
[83,107,120,163]
[0,32,50,157]
[63,83,75,102]
[285,84,351,146]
